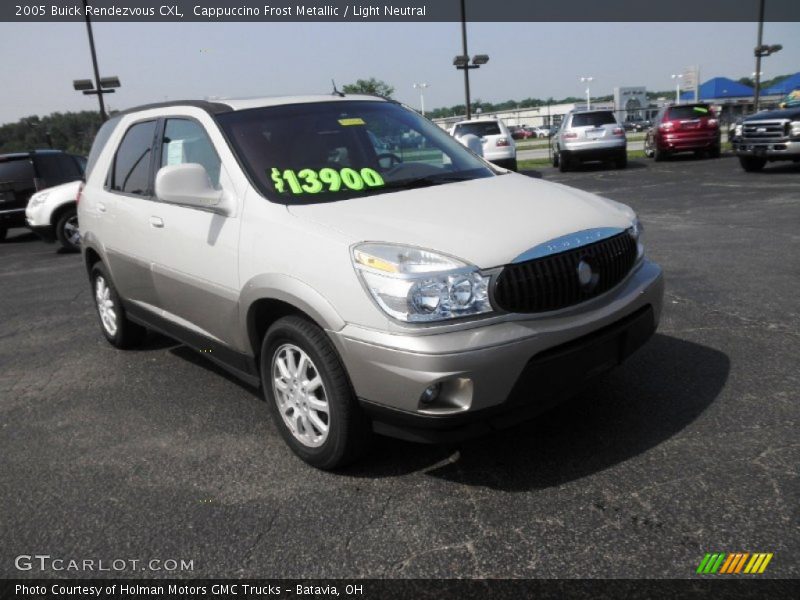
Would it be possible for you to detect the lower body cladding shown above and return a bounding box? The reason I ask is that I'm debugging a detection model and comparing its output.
[332,260,663,443]
[1,207,27,229]
[561,144,626,163]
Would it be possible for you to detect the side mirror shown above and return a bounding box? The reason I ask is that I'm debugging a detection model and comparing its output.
[155,163,232,215]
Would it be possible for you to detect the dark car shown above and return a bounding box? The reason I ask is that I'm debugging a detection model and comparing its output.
[733,106,800,172]
[0,150,86,241]
[643,104,720,161]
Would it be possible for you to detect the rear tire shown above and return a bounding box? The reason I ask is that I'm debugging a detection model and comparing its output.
[739,156,766,172]
[709,144,721,159]
[55,207,80,252]
[558,152,571,172]
[552,150,560,168]
[653,146,667,162]
[261,316,371,470]
[90,263,147,349]
[615,154,628,169]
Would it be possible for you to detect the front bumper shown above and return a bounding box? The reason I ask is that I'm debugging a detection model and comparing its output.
[734,139,800,159]
[332,259,664,442]
[0,208,27,229]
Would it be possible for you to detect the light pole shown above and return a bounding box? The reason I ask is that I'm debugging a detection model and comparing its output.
[75,0,120,121]
[453,0,489,120]
[412,83,429,116]
[580,77,593,110]
[671,74,684,104]
[753,0,782,112]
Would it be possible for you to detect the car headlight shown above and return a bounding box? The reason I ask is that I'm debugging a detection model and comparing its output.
[28,191,49,207]
[352,243,492,323]
[734,124,743,137]
[790,121,800,138]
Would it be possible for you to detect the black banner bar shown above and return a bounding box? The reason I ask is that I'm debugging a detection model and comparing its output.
[2,579,799,600]
[4,0,800,23]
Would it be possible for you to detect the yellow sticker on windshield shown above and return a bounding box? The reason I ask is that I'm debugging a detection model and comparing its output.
[338,118,365,126]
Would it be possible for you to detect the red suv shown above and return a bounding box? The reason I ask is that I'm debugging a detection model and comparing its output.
[644,104,721,161]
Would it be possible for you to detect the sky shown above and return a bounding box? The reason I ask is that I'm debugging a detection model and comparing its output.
[0,20,798,123]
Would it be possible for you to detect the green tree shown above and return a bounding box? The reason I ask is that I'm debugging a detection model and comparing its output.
[0,110,103,155]
[341,78,395,98]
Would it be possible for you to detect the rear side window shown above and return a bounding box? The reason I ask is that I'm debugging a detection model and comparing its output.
[85,116,121,179]
[0,158,34,182]
[454,122,502,137]
[35,154,82,185]
[571,112,617,127]
[666,105,711,120]
[159,119,221,187]
[110,120,157,196]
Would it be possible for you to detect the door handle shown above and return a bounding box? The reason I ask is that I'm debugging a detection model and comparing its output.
[97,203,106,213]
[149,216,164,228]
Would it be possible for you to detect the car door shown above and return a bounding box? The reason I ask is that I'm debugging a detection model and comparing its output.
[148,116,242,347]
[99,119,161,308]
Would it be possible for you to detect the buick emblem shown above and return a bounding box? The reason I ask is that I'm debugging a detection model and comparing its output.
[577,259,599,290]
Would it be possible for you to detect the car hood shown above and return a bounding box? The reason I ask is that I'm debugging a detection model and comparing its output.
[287,174,635,268]
[744,108,800,121]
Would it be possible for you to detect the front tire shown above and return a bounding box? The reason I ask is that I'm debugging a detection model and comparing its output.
[90,263,146,349]
[653,145,668,162]
[739,156,766,172]
[261,316,370,469]
[55,207,80,252]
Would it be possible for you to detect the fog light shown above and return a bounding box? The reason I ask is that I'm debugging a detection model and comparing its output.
[420,383,442,404]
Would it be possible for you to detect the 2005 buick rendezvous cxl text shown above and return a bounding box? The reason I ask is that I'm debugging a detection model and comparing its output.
[78,94,664,468]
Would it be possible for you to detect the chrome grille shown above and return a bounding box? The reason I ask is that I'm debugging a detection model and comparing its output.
[493,231,638,313]
[742,120,789,142]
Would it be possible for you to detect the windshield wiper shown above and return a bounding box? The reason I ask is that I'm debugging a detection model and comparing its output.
[383,174,475,190]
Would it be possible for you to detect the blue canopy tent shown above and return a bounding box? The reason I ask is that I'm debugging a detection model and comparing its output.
[680,77,754,101]
[762,73,800,95]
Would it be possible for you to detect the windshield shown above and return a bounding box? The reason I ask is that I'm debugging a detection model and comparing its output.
[571,112,617,127]
[454,121,502,137]
[217,100,495,204]
[667,105,712,120]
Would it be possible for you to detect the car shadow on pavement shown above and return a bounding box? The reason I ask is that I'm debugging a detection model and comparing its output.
[167,343,262,398]
[567,159,648,172]
[345,334,730,490]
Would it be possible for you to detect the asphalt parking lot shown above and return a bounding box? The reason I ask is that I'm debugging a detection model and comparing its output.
[1,155,798,580]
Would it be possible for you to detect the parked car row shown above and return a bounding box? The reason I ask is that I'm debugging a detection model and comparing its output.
[0,150,84,249]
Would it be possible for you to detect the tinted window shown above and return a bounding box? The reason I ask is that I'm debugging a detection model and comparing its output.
[666,105,712,120]
[0,157,34,182]
[111,121,157,195]
[86,116,120,179]
[571,112,617,127]
[34,154,83,185]
[454,121,502,136]
[160,119,221,187]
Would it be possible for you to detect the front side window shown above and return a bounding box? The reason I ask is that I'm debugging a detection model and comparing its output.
[110,120,157,196]
[216,100,495,204]
[160,119,221,187]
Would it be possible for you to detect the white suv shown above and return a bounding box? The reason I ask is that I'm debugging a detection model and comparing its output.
[79,95,663,469]
[449,118,517,170]
[26,180,83,251]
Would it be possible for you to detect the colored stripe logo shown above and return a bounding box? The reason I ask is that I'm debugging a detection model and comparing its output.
[696,552,773,574]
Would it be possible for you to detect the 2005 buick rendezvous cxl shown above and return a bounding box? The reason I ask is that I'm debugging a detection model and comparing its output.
[78,95,664,468]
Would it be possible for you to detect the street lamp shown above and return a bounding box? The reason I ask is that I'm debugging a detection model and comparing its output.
[412,83,430,117]
[580,77,593,110]
[671,74,684,104]
[753,0,782,112]
[74,0,120,121]
[453,0,489,120]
